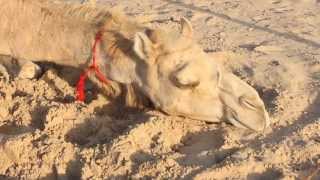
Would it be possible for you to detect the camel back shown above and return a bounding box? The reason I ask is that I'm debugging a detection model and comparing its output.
[0,0,139,67]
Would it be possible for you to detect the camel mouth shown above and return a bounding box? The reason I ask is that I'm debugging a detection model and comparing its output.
[172,112,221,123]
[226,110,269,132]
[176,114,267,132]
[227,117,259,132]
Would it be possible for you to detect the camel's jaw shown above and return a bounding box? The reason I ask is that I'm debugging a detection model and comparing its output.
[159,99,269,132]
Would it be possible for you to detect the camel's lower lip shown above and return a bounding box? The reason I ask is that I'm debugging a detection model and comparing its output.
[227,117,250,129]
[227,117,265,132]
[174,113,221,123]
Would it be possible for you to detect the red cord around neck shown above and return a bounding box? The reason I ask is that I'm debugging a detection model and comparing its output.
[76,31,110,101]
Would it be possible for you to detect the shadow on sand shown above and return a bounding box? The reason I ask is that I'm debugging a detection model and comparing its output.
[162,0,320,49]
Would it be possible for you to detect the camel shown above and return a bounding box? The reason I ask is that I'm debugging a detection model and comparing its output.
[0,0,270,131]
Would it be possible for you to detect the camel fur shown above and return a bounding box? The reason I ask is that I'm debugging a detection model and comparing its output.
[0,0,270,131]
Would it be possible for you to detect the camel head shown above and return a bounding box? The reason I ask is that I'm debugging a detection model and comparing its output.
[97,17,270,131]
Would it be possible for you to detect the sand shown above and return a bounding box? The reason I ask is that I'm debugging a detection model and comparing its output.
[0,0,320,179]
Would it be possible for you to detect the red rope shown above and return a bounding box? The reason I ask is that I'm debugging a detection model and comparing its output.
[76,31,110,101]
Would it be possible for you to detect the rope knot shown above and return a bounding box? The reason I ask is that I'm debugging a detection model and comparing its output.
[76,31,109,102]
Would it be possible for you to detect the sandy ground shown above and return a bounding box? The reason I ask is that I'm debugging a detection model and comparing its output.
[1,0,320,179]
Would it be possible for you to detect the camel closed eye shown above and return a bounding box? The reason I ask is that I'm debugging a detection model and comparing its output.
[170,62,200,89]
[170,71,200,89]
[173,78,200,89]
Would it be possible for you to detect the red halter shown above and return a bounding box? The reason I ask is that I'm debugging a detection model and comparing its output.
[76,31,110,101]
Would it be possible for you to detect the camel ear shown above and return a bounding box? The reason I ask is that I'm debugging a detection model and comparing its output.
[133,32,154,61]
[180,17,193,38]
